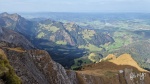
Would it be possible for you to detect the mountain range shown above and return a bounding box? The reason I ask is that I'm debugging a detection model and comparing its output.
[0,12,150,84]
[0,31,149,84]
[0,12,114,68]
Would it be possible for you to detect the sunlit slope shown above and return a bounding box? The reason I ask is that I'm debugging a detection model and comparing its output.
[109,54,147,72]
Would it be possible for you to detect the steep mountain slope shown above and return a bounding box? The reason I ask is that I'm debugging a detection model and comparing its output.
[0,49,21,84]
[33,19,114,68]
[0,27,34,49]
[36,19,114,47]
[0,41,70,84]
[0,12,35,37]
[0,12,114,50]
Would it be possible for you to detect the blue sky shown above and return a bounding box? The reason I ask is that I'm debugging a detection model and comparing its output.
[0,0,150,13]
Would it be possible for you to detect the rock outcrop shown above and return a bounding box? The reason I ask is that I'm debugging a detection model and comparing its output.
[0,41,73,84]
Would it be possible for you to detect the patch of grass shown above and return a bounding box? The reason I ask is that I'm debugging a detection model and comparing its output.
[101,31,138,52]
[88,53,101,62]
[56,41,67,45]
[0,50,21,84]
[82,29,95,40]
[65,23,75,31]
[104,71,117,78]
[3,64,21,84]
[71,58,92,70]
[78,44,102,51]
[39,23,59,33]
[103,38,124,51]
[7,47,25,52]
[48,26,59,33]
[37,32,45,38]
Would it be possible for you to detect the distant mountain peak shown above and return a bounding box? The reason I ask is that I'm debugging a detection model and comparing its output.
[0,12,21,21]
[0,12,9,16]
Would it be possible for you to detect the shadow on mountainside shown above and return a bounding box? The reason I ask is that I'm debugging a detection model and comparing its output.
[31,38,88,69]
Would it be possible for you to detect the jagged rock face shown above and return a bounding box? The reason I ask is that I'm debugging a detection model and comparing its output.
[2,47,73,84]
[0,27,34,49]
[3,49,48,84]
[2,47,71,84]
[28,50,73,84]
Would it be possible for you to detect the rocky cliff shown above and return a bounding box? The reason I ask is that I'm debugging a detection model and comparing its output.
[0,42,65,84]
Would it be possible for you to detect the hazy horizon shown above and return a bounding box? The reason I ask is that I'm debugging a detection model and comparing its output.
[0,0,150,13]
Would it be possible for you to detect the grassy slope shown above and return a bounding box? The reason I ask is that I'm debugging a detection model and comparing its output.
[106,41,150,70]
[76,54,150,84]
[72,29,150,70]
[0,49,21,84]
